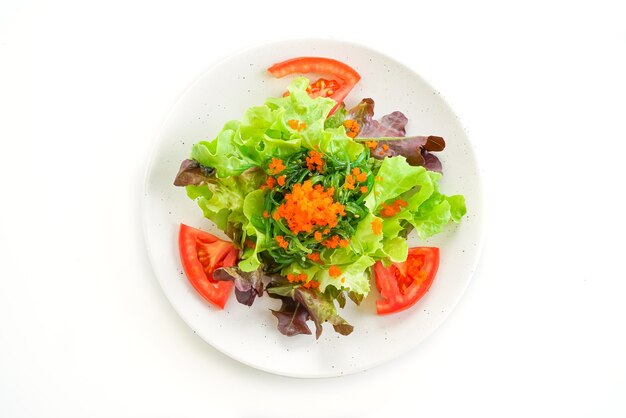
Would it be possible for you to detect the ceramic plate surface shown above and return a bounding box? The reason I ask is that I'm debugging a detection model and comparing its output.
[142,39,483,378]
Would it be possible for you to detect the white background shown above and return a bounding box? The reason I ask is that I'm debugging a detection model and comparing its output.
[1,1,625,417]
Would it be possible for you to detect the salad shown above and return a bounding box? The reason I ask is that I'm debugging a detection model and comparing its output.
[173,57,466,338]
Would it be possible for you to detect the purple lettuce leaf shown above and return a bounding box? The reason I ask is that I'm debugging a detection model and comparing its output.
[266,280,312,336]
[173,159,215,186]
[348,291,364,306]
[348,98,407,137]
[347,99,446,173]
[360,135,446,173]
[266,281,353,339]
[269,296,313,337]
[421,150,443,173]
[213,267,264,306]
[294,288,353,339]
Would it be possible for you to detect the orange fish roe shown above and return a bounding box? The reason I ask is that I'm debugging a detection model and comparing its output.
[268,158,286,174]
[263,210,270,219]
[323,228,330,234]
[380,199,408,218]
[314,231,323,241]
[272,211,281,221]
[244,239,256,249]
[380,204,396,218]
[352,168,367,182]
[343,119,361,138]
[287,273,308,283]
[275,180,345,234]
[340,277,345,283]
[345,169,366,189]
[360,186,368,194]
[277,175,286,186]
[302,280,320,289]
[306,150,324,172]
[306,252,321,262]
[381,144,389,152]
[275,235,289,249]
[371,218,383,235]
[322,235,340,248]
[287,119,307,131]
[265,176,276,188]
[365,141,378,150]
[329,265,342,278]
[321,235,349,249]
[343,174,356,190]
[375,176,384,182]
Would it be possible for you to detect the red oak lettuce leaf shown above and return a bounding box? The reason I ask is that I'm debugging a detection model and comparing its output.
[270,296,313,337]
[173,159,215,186]
[267,282,353,339]
[348,98,407,137]
[294,288,353,339]
[213,267,264,306]
[347,99,446,173]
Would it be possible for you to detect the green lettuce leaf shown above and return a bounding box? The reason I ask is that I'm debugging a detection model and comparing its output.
[362,157,467,241]
[323,103,347,129]
[380,236,408,263]
[410,193,467,240]
[184,168,264,240]
[364,157,425,211]
[190,77,364,180]
[317,255,373,296]
[190,121,255,178]
[238,189,268,271]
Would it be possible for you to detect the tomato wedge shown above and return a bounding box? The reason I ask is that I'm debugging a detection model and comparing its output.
[178,224,238,309]
[374,247,440,315]
[267,57,361,114]
[306,78,342,98]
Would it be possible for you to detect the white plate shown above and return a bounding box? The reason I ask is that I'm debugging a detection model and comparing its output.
[142,39,483,378]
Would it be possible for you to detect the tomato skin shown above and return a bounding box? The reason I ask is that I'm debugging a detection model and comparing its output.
[178,224,237,309]
[375,247,440,315]
[267,57,361,114]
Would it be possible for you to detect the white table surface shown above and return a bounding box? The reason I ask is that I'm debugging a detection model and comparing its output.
[1,1,625,417]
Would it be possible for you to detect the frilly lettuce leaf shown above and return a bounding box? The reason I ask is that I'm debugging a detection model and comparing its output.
[183,168,264,241]
[238,189,268,272]
[323,103,347,129]
[269,294,312,337]
[346,98,446,172]
[191,121,254,178]
[348,98,408,137]
[213,267,264,306]
[410,192,467,240]
[191,77,364,179]
[267,282,353,339]
[294,287,353,339]
[364,157,425,211]
[362,158,467,240]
